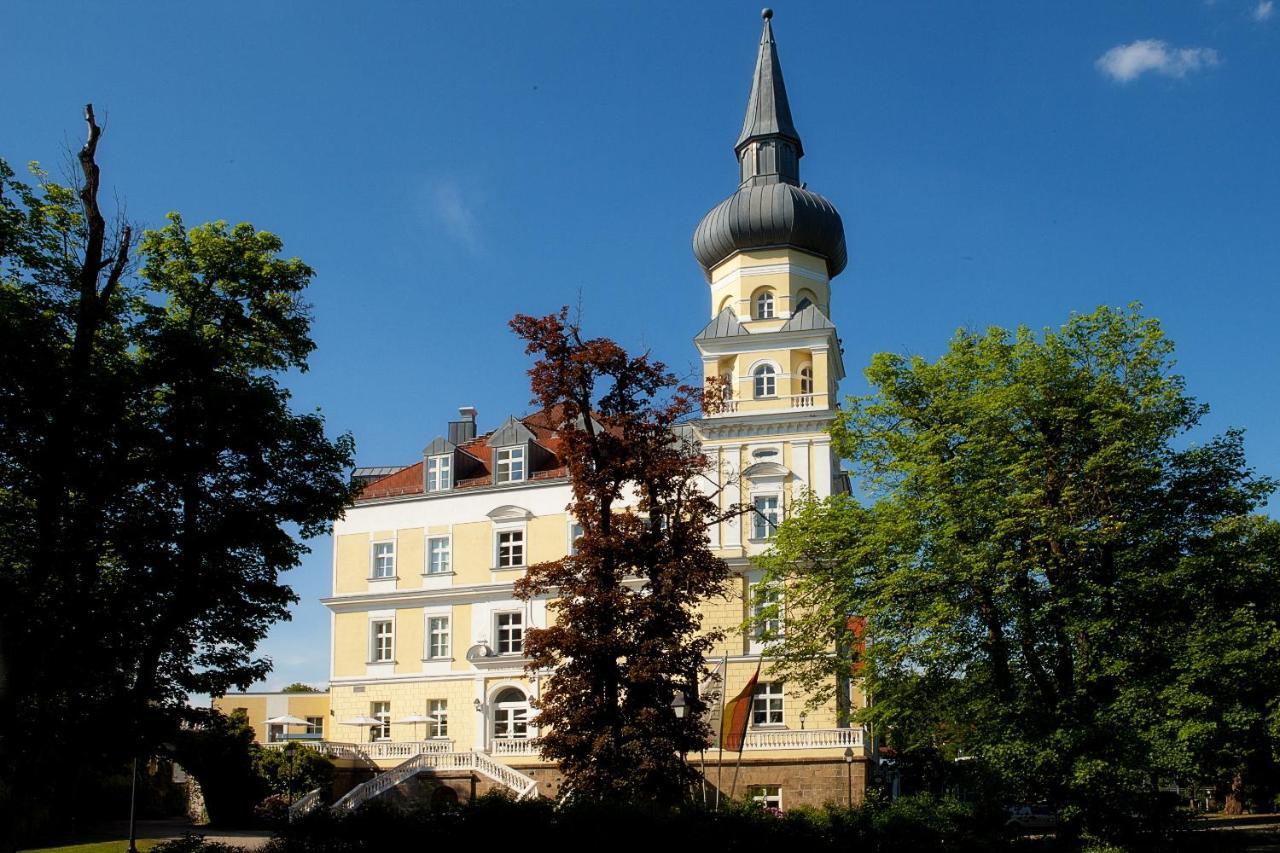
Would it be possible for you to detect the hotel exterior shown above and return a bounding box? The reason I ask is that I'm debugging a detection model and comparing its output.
[217,11,868,812]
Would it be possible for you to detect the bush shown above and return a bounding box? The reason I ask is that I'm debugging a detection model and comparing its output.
[152,834,248,853]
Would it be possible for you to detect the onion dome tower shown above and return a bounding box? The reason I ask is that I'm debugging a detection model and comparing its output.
[693,9,847,424]
[692,8,847,282]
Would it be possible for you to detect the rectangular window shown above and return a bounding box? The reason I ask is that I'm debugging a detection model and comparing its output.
[304,716,324,736]
[751,583,783,641]
[426,616,451,659]
[371,701,391,742]
[569,522,584,556]
[496,446,525,483]
[496,530,525,568]
[428,699,448,739]
[426,454,452,492]
[750,785,783,810]
[371,541,396,578]
[496,611,524,655]
[752,682,784,727]
[371,619,394,662]
[426,536,451,574]
[752,495,779,540]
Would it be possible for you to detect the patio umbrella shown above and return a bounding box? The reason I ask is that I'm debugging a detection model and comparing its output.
[265,714,311,742]
[340,715,383,743]
[395,713,432,740]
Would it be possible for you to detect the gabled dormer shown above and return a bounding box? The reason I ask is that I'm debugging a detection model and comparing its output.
[488,415,554,485]
[421,406,484,493]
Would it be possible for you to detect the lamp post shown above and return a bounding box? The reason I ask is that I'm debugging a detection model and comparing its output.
[799,711,807,730]
[843,746,854,808]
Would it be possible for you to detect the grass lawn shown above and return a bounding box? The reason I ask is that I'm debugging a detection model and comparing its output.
[20,840,164,853]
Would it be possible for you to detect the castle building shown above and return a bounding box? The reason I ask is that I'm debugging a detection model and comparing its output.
[216,10,866,811]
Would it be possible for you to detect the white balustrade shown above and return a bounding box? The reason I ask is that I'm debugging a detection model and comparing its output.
[741,727,865,751]
[491,738,540,756]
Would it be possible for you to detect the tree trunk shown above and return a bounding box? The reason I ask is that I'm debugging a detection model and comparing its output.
[1222,773,1245,815]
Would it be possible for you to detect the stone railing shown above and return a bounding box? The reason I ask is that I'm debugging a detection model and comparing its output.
[741,727,865,751]
[332,753,431,813]
[791,393,815,408]
[491,738,540,756]
[471,751,539,800]
[288,787,324,822]
[361,740,455,760]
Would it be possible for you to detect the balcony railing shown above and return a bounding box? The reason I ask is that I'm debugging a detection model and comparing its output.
[261,739,454,760]
[491,738,540,756]
[741,727,865,751]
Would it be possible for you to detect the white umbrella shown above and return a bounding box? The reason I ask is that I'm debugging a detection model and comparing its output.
[340,715,383,743]
[395,713,432,740]
[265,714,311,742]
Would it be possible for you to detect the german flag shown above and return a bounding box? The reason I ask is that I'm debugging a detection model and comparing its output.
[719,661,761,752]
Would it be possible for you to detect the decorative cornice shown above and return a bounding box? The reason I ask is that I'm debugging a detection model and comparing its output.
[695,412,837,441]
[711,259,829,290]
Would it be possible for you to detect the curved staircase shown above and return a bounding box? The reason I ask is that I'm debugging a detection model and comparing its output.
[332,750,538,812]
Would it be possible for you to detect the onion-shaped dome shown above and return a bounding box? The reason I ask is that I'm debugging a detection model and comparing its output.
[692,9,847,281]
[693,181,847,279]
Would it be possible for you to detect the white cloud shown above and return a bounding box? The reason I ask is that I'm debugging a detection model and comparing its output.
[1095,39,1220,83]
[431,182,482,254]
[1254,1,1274,21]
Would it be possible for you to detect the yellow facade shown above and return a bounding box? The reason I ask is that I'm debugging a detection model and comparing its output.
[212,691,331,744]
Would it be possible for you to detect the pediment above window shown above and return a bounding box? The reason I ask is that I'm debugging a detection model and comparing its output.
[743,461,790,481]
[487,504,533,521]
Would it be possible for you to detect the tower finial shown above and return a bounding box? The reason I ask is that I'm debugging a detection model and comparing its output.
[762,7,772,19]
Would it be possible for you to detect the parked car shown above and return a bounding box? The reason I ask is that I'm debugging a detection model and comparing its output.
[1005,803,1058,831]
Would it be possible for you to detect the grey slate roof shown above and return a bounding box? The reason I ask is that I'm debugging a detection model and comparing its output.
[736,12,802,156]
[351,465,408,479]
[780,303,837,333]
[691,11,847,281]
[489,415,535,447]
[694,307,750,341]
[421,436,455,456]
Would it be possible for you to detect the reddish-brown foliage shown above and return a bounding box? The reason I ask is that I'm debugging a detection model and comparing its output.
[509,308,731,805]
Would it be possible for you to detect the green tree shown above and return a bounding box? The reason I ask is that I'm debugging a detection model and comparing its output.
[172,709,265,826]
[508,308,731,806]
[755,306,1279,839]
[280,683,322,694]
[252,742,334,802]
[0,108,355,844]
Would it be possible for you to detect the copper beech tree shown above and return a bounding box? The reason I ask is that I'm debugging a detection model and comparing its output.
[509,308,732,805]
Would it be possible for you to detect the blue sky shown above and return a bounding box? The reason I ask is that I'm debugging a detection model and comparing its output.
[5,2,1278,692]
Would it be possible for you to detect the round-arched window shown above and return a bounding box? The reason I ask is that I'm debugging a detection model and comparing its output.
[799,365,814,395]
[492,687,529,740]
[753,364,777,398]
[754,290,775,320]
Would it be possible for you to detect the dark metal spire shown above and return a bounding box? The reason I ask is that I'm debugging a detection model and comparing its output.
[736,8,803,184]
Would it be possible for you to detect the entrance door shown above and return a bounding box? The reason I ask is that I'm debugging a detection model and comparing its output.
[491,687,529,743]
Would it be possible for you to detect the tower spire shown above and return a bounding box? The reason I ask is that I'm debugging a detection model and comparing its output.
[735,8,803,185]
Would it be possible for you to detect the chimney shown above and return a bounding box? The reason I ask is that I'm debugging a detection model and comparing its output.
[448,406,477,445]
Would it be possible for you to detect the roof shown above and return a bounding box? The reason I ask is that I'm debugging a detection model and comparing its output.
[780,303,837,332]
[354,409,568,501]
[695,308,750,341]
[736,11,802,156]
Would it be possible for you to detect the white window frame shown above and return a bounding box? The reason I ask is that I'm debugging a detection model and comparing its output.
[370,540,396,579]
[495,528,526,569]
[751,785,783,810]
[754,290,775,319]
[751,581,783,644]
[370,619,394,663]
[426,536,452,575]
[799,365,814,395]
[752,682,784,727]
[495,446,526,484]
[426,615,451,660]
[753,364,777,398]
[568,521,585,556]
[370,701,391,742]
[428,699,448,739]
[495,610,524,656]
[304,716,324,736]
[752,494,780,540]
[426,454,452,492]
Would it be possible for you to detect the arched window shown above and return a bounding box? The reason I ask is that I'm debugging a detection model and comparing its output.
[492,687,529,741]
[754,290,775,320]
[799,365,813,395]
[718,295,735,316]
[795,296,812,312]
[795,289,819,313]
[753,364,777,398]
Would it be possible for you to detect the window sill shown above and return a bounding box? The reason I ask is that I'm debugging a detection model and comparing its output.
[421,571,456,578]
[367,660,398,665]
[492,565,527,572]
[368,575,400,581]
[751,723,787,730]
[420,657,455,663]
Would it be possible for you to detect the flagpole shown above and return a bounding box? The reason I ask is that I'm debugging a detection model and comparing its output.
[715,651,728,811]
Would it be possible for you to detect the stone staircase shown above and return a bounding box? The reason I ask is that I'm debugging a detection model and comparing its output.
[331,750,538,812]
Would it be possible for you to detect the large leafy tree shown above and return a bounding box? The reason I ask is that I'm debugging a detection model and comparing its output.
[0,108,354,844]
[509,308,730,805]
[755,306,1279,837]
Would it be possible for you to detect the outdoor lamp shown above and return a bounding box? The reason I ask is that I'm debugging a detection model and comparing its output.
[799,711,807,730]
[473,698,482,712]
[843,746,854,764]
[671,690,687,719]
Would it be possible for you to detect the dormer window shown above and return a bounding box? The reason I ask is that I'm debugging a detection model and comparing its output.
[496,446,525,483]
[426,454,452,492]
[754,290,775,320]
